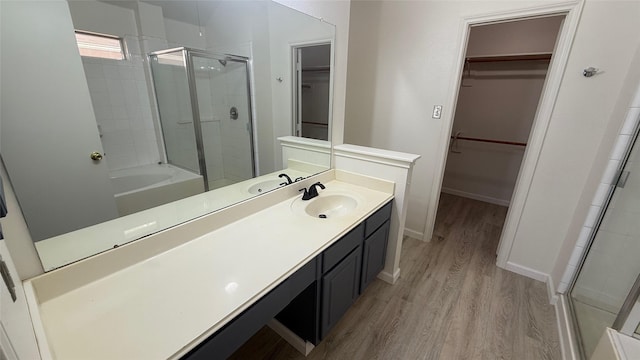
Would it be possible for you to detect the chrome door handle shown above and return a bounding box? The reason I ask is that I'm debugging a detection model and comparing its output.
[617,171,631,188]
[90,152,103,161]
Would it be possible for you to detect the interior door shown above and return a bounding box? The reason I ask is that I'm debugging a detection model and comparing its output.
[294,48,303,137]
[0,240,40,360]
[0,1,118,241]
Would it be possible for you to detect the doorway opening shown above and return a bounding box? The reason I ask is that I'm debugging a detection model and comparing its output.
[292,43,331,140]
[434,16,565,254]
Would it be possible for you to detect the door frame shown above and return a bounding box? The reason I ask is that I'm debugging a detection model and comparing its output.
[423,1,585,270]
[290,40,335,141]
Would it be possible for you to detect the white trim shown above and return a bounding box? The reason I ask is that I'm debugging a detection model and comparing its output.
[378,268,400,285]
[421,2,585,272]
[267,319,314,356]
[548,274,559,305]
[404,227,424,241]
[333,145,421,170]
[0,323,18,360]
[557,295,580,360]
[441,187,510,207]
[277,135,331,149]
[333,144,421,164]
[23,281,51,360]
[620,301,640,336]
[505,261,548,282]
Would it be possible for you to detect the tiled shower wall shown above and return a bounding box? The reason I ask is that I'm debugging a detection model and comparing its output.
[82,35,160,171]
[195,61,254,189]
[559,83,640,309]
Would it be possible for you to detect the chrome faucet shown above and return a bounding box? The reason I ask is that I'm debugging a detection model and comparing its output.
[300,182,325,201]
[278,173,293,186]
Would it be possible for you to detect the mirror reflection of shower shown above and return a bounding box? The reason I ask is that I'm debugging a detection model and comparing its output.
[149,48,256,191]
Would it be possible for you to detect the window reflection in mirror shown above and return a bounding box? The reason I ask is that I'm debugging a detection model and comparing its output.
[0,0,334,271]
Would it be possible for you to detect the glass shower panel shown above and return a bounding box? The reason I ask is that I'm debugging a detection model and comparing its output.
[570,134,640,357]
[191,55,254,190]
[149,51,200,174]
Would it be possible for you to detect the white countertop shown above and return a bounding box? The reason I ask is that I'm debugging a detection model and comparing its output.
[26,174,393,360]
[35,165,321,271]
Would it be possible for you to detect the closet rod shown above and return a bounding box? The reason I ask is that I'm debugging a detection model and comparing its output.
[451,135,527,147]
[465,53,552,63]
[301,121,328,127]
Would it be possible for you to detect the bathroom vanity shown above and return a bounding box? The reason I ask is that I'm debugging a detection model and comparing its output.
[186,201,392,359]
[23,170,394,360]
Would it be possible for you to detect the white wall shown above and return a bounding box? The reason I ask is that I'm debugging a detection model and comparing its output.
[443,18,561,205]
[508,1,640,279]
[344,0,640,281]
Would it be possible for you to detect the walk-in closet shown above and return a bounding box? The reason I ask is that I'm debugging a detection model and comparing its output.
[442,16,564,208]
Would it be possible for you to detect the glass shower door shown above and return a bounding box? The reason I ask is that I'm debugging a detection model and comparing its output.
[570,131,640,357]
[149,50,201,175]
[190,53,255,190]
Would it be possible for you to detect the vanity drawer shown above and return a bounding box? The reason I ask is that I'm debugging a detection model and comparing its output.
[365,201,392,238]
[322,223,364,273]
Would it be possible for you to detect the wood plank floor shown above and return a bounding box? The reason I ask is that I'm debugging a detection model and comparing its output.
[229,194,561,359]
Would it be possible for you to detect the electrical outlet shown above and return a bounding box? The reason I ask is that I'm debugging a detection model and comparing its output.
[432,105,443,119]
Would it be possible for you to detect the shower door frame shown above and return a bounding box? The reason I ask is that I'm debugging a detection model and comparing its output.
[567,116,640,357]
[149,47,256,191]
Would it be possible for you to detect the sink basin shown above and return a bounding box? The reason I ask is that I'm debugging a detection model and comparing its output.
[297,194,358,219]
[247,179,284,194]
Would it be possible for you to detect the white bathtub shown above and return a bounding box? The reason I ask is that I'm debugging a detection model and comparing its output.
[110,164,204,216]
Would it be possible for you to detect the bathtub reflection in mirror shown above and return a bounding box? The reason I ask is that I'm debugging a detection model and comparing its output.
[0,0,334,271]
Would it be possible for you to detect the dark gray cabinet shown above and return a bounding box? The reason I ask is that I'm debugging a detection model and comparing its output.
[320,245,362,338]
[184,259,318,360]
[361,220,390,291]
[183,201,392,360]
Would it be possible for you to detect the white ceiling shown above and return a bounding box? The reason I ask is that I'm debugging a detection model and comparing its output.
[99,0,223,26]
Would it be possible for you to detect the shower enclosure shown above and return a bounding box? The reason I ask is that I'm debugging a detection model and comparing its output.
[149,48,255,191]
[568,117,640,357]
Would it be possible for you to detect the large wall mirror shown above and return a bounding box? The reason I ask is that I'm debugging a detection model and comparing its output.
[0,0,334,271]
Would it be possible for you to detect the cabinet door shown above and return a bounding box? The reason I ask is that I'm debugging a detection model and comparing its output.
[361,221,390,292]
[321,246,361,339]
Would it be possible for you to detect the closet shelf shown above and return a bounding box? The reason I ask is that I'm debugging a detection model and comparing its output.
[451,135,527,147]
[465,53,552,63]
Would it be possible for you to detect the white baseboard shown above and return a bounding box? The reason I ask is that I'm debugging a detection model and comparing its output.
[267,319,314,356]
[441,187,510,207]
[404,227,424,241]
[547,275,559,305]
[556,295,579,360]
[504,261,548,282]
[378,268,400,284]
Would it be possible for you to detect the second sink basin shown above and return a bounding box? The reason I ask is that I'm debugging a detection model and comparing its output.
[247,179,284,194]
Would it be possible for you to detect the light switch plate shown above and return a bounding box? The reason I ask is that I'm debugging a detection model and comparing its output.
[432,105,443,119]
